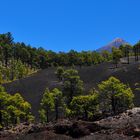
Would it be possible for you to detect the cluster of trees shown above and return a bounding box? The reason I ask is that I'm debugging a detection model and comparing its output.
[0,85,34,129]
[39,88,64,122]
[0,59,35,83]
[0,67,135,128]
[112,42,140,67]
[0,33,113,71]
[120,42,140,61]
[68,76,134,120]
[0,32,140,70]
[133,41,140,61]
[39,68,134,122]
[0,33,36,83]
[98,77,134,114]
[39,68,84,122]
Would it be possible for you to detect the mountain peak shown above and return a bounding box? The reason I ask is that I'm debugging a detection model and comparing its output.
[97,38,127,52]
[113,38,124,42]
[112,38,125,43]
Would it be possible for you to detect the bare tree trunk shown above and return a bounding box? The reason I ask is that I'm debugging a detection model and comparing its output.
[55,102,58,121]
[134,49,137,62]
[46,110,49,122]
[0,101,2,126]
[127,53,129,64]
[111,96,116,115]
[84,108,88,120]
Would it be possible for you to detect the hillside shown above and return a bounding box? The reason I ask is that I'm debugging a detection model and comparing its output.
[3,60,140,118]
[97,38,127,52]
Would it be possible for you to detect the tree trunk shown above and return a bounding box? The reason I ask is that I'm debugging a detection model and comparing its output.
[127,53,129,64]
[136,48,139,61]
[134,49,137,62]
[4,48,8,67]
[46,110,49,122]
[84,108,88,120]
[138,47,140,61]
[115,62,118,68]
[69,81,74,105]
[55,102,58,121]
[0,101,2,125]
[111,96,116,114]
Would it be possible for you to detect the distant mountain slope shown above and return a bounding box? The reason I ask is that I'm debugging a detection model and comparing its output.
[97,38,127,52]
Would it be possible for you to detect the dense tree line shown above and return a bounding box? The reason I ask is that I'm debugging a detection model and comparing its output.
[0,32,112,71]
[0,32,140,70]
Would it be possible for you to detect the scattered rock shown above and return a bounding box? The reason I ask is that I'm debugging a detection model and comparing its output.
[1,108,140,139]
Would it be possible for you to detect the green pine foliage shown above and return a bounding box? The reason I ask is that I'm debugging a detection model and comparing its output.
[62,69,84,105]
[38,109,47,123]
[0,32,137,125]
[54,68,135,121]
[55,66,64,81]
[0,59,35,83]
[69,94,99,120]
[0,85,34,128]
[39,88,54,122]
[0,32,139,71]
[112,47,122,67]
[39,88,65,122]
[98,76,134,114]
[51,88,65,120]
[0,32,113,72]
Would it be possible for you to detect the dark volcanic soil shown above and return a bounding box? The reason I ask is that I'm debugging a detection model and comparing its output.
[3,61,140,118]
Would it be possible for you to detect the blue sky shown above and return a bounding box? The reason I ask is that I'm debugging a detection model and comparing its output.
[0,0,140,52]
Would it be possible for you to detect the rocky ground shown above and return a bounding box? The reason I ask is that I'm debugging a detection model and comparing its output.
[1,108,140,140]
